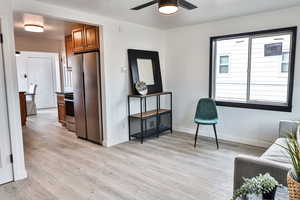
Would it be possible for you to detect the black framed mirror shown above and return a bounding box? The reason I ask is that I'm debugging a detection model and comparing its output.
[128,49,163,94]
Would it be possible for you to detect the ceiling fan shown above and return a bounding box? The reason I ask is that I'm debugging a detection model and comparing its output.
[130,0,198,15]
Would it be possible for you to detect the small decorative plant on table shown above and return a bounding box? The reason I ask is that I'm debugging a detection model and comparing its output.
[232,173,280,200]
[277,134,300,200]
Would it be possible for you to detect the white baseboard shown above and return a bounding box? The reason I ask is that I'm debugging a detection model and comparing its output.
[174,126,272,148]
[14,169,28,181]
[106,137,129,147]
[102,139,109,147]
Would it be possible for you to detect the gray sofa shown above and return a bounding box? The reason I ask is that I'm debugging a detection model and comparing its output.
[233,120,300,191]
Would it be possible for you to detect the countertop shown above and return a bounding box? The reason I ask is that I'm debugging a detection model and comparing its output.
[56,91,73,95]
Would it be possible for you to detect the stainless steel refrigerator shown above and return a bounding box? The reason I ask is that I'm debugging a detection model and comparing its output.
[71,51,103,144]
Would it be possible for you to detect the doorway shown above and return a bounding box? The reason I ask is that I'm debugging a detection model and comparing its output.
[16,51,59,109]
[13,12,103,143]
[0,22,14,185]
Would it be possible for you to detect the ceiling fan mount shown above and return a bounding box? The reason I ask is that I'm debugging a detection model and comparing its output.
[130,0,198,15]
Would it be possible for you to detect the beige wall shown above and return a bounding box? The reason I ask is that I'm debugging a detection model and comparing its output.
[15,35,63,53]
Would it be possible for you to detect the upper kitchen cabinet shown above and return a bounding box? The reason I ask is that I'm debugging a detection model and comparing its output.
[72,24,99,53]
[65,35,73,57]
[72,25,86,52]
[65,35,73,69]
[85,25,99,51]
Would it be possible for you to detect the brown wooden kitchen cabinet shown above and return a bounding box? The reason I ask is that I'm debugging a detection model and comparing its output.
[65,35,73,57]
[57,94,66,125]
[72,25,85,53]
[65,35,73,69]
[72,24,99,53]
[84,25,99,51]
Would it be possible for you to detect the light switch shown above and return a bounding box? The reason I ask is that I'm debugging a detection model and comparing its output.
[121,67,128,72]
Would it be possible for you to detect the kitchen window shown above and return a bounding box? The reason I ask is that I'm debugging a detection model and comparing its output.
[209,27,297,112]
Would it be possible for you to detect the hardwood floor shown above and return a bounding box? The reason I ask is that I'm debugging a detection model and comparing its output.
[0,109,264,200]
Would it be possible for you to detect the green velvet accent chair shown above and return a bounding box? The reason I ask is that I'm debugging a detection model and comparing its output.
[194,98,219,149]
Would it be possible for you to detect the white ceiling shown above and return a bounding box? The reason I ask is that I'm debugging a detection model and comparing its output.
[14,12,77,40]
[33,0,300,29]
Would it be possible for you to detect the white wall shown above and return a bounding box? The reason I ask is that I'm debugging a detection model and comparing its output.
[165,7,300,147]
[12,0,166,147]
[103,24,166,146]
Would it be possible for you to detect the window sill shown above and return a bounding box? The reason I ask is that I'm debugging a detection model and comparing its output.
[215,101,292,112]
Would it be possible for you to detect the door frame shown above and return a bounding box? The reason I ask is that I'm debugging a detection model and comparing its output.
[12,9,108,145]
[0,13,27,182]
[0,19,14,185]
[5,2,108,182]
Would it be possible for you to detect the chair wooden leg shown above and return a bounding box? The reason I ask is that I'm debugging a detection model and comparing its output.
[194,124,199,148]
[213,124,219,149]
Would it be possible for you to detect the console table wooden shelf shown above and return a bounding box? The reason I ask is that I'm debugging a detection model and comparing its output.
[128,91,172,98]
[129,109,171,119]
[128,91,172,143]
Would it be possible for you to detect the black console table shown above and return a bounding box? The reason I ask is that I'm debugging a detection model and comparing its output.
[128,92,172,143]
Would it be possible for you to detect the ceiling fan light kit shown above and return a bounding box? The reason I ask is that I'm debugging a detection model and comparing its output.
[24,24,44,32]
[131,0,197,15]
[23,14,45,32]
[158,0,179,15]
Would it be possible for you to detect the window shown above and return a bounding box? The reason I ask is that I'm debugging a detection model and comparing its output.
[281,52,289,73]
[264,43,282,56]
[219,55,229,73]
[210,27,297,112]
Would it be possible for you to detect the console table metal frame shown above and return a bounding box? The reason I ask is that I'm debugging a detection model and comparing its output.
[128,92,172,144]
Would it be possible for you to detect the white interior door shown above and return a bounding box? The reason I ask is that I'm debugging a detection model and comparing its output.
[16,55,27,92]
[26,56,56,109]
[0,32,14,184]
[16,52,58,109]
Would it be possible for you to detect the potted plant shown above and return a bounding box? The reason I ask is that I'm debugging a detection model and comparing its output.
[277,134,300,200]
[232,173,280,200]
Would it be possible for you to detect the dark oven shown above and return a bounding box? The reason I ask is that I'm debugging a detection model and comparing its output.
[64,93,74,117]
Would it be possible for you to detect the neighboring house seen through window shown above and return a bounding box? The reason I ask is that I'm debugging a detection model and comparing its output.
[219,55,229,73]
[281,52,289,73]
[210,27,297,112]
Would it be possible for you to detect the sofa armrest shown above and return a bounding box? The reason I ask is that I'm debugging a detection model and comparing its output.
[234,155,290,191]
[279,120,300,138]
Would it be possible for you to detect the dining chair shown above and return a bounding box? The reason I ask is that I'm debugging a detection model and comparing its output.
[26,84,37,116]
[194,98,219,149]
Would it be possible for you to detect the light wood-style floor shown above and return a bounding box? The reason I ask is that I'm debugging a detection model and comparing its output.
[0,109,264,200]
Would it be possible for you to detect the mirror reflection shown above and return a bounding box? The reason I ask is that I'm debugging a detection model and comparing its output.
[137,58,155,85]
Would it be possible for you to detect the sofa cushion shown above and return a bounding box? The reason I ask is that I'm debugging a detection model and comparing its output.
[261,138,292,168]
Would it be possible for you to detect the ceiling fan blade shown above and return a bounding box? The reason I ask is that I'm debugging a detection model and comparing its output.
[178,0,198,10]
[130,1,158,10]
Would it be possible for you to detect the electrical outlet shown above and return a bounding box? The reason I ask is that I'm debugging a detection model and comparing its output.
[121,67,128,72]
